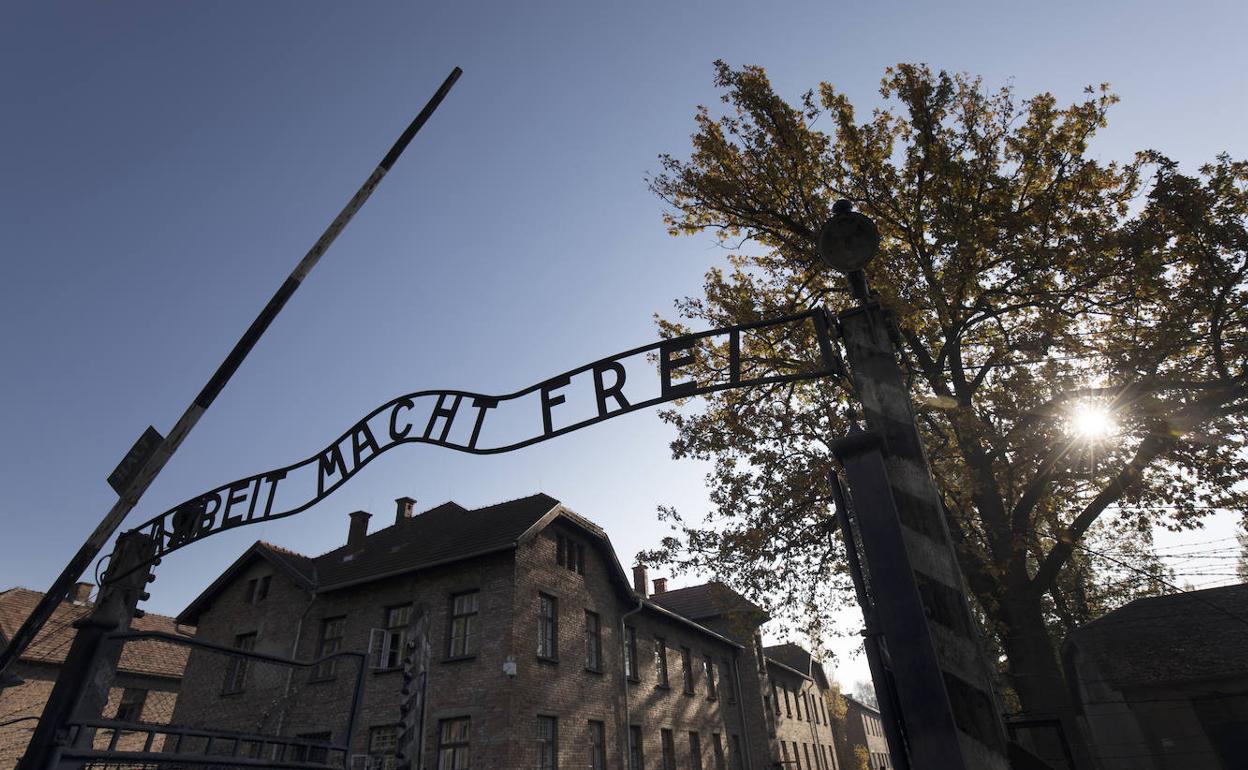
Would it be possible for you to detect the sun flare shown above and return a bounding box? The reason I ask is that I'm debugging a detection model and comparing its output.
[1069,402,1116,441]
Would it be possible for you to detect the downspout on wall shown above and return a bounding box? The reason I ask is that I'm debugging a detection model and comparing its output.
[619,598,644,770]
[731,652,755,770]
[274,585,317,737]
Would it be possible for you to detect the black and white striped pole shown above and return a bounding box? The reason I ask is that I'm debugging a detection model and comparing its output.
[0,67,463,687]
[820,201,1012,770]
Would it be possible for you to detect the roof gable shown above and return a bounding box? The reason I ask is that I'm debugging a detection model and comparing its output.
[649,581,767,622]
[177,540,316,624]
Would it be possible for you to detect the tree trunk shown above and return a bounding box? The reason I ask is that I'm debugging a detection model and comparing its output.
[997,593,1094,769]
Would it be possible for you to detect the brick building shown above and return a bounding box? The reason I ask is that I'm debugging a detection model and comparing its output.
[843,697,891,770]
[172,493,844,769]
[0,584,188,769]
[1064,582,1248,769]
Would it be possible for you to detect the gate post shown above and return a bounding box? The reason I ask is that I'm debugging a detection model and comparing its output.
[819,201,1011,770]
[16,532,156,770]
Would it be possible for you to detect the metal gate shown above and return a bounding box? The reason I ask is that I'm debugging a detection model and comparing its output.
[52,631,365,770]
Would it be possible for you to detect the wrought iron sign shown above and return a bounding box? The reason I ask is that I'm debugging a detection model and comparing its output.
[115,310,839,575]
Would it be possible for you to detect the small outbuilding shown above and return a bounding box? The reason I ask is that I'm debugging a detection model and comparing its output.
[1064,582,1248,769]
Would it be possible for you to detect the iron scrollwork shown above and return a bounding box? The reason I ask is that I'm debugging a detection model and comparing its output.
[114,310,840,578]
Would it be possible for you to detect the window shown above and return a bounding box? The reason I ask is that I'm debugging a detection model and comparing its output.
[588,720,607,770]
[784,686,792,717]
[115,687,147,722]
[313,617,345,679]
[368,725,399,770]
[730,735,744,770]
[245,575,272,604]
[780,741,790,766]
[370,605,411,670]
[436,717,470,770]
[222,632,256,693]
[770,680,781,716]
[629,725,644,770]
[556,534,585,575]
[680,647,694,694]
[448,592,479,658]
[723,660,736,704]
[538,594,558,659]
[624,625,639,681]
[585,611,602,671]
[688,731,703,770]
[794,688,803,720]
[803,743,812,770]
[712,734,725,770]
[653,638,669,688]
[660,729,676,770]
[821,698,829,725]
[791,741,801,770]
[291,732,330,764]
[536,716,558,770]
[703,655,717,700]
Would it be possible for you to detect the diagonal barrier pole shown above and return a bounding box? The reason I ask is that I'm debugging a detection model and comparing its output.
[0,67,463,687]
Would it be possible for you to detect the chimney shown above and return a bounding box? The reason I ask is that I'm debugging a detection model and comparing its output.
[72,582,93,604]
[632,565,649,597]
[347,510,372,548]
[395,496,417,524]
[652,578,667,595]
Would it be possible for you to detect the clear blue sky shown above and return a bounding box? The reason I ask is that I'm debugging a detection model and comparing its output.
[3,0,1245,686]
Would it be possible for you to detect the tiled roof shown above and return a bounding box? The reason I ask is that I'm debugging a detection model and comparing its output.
[0,587,188,679]
[648,581,766,621]
[258,541,317,586]
[314,494,560,589]
[764,642,830,687]
[1068,582,1248,688]
[179,494,563,623]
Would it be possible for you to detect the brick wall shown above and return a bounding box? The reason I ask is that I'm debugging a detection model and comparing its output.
[768,663,839,770]
[172,512,844,770]
[0,662,179,770]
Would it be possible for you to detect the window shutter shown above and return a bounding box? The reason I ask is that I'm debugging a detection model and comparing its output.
[369,628,387,670]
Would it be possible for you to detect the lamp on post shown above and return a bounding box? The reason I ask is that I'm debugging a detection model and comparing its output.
[818,199,880,301]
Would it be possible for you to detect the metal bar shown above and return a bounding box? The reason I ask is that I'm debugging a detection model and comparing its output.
[830,470,911,770]
[71,718,351,753]
[0,67,463,684]
[56,747,342,770]
[106,630,365,670]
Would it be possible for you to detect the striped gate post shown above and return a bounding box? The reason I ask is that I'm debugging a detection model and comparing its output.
[836,300,1011,770]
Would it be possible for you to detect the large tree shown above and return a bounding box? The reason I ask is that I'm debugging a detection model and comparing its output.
[644,61,1248,747]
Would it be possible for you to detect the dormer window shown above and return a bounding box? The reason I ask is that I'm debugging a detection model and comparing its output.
[555,533,585,575]
[245,575,271,604]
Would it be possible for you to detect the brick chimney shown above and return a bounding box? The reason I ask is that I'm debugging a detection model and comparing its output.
[632,565,649,597]
[348,510,371,547]
[395,496,417,524]
[72,582,93,604]
[652,577,667,595]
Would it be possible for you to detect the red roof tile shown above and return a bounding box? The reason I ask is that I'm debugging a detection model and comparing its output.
[0,587,189,679]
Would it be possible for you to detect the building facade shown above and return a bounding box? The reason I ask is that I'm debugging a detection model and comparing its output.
[172,493,844,769]
[0,584,188,769]
[843,697,891,770]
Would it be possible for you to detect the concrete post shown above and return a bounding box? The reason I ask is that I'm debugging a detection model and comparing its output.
[16,533,155,770]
